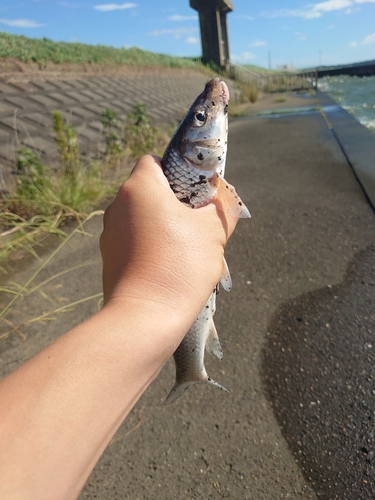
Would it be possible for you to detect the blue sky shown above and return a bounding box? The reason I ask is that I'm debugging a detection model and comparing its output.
[1,0,375,69]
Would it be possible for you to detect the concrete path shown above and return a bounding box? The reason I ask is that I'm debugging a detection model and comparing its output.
[1,77,375,499]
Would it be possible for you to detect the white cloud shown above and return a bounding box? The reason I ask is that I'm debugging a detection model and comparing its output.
[260,0,375,20]
[250,40,266,47]
[350,30,375,46]
[94,3,137,12]
[186,36,199,44]
[231,52,256,64]
[168,14,198,21]
[363,32,375,44]
[0,18,45,27]
[235,15,255,20]
[150,27,197,39]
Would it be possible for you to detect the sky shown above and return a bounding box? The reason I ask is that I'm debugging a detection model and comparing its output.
[0,0,375,69]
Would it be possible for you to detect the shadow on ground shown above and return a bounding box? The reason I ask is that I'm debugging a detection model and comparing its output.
[262,244,375,500]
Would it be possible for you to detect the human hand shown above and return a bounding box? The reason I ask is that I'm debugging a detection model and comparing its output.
[100,155,238,334]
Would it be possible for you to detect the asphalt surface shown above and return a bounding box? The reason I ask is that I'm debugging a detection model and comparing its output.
[1,77,375,499]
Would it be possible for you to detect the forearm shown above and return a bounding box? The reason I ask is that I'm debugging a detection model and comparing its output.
[0,297,186,500]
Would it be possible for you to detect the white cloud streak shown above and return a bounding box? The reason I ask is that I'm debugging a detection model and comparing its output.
[94,3,137,12]
[250,40,266,47]
[150,27,197,39]
[362,32,375,44]
[231,52,256,64]
[168,14,198,21]
[185,36,199,44]
[0,18,45,27]
[261,0,375,20]
[235,14,255,20]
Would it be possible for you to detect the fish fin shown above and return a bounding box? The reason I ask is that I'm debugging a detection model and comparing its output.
[211,174,251,219]
[220,256,232,292]
[206,319,223,359]
[163,377,229,405]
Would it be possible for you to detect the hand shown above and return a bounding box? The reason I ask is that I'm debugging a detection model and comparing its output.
[100,155,239,330]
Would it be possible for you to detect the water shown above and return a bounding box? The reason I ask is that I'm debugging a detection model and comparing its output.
[318,75,375,132]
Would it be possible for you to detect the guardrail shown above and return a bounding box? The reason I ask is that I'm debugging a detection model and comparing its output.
[228,65,318,92]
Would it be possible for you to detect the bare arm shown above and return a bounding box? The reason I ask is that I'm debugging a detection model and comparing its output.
[0,155,238,500]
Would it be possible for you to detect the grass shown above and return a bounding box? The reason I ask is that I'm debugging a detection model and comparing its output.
[0,102,175,340]
[0,211,104,341]
[0,32,206,70]
[0,103,173,266]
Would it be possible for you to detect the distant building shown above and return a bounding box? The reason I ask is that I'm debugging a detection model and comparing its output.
[277,64,295,72]
[190,0,233,70]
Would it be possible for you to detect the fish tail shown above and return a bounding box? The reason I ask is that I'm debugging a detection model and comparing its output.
[163,377,229,405]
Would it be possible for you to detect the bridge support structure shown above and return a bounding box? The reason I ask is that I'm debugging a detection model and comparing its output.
[190,0,233,70]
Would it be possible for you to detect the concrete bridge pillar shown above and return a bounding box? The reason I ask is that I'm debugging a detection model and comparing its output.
[190,0,233,70]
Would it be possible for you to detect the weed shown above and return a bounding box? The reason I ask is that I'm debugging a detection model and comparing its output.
[101,108,122,158]
[52,111,80,180]
[238,82,259,103]
[124,102,157,157]
[273,96,287,103]
[0,102,173,265]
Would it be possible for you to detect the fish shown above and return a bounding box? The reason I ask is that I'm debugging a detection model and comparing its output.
[161,77,250,404]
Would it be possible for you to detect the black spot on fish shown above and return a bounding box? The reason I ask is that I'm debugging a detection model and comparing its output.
[239,201,243,206]
[191,175,207,187]
[192,348,195,353]
[218,138,220,141]
[180,196,190,204]
[206,305,209,308]
[197,152,204,161]
[212,101,215,106]
[224,104,228,115]
[218,156,221,161]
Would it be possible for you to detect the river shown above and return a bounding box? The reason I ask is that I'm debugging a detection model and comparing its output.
[318,75,375,132]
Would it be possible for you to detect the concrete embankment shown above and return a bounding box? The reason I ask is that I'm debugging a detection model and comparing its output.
[0,68,238,188]
[1,79,375,499]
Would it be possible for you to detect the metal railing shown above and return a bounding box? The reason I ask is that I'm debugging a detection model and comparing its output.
[228,64,318,92]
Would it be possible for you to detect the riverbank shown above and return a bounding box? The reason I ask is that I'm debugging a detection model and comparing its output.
[1,80,375,498]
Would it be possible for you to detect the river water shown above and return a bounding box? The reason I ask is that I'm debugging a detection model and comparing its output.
[318,75,375,132]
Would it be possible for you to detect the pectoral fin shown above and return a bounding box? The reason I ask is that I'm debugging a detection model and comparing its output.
[210,173,251,219]
[206,318,223,359]
[220,256,232,291]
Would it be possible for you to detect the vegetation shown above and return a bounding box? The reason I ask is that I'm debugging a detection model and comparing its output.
[0,104,172,264]
[0,32,205,70]
[238,82,259,103]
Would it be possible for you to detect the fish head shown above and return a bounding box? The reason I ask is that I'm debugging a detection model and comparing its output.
[172,78,229,175]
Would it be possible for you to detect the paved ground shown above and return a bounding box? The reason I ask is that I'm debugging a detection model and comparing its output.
[1,73,375,499]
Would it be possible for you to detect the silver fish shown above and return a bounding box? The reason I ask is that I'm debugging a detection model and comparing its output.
[161,78,250,404]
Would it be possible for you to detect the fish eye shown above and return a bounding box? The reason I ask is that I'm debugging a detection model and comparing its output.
[194,111,206,125]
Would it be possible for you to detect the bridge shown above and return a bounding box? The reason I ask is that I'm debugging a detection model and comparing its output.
[312,58,375,78]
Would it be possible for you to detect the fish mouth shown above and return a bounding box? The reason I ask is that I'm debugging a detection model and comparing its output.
[204,78,230,107]
[220,80,229,107]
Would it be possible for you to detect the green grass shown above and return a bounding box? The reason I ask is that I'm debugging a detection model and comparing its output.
[0,32,205,69]
[0,104,174,265]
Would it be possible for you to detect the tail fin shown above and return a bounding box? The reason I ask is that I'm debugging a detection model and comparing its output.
[163,377,229,405]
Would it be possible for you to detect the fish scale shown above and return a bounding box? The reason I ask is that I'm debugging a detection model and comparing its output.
[162,148,215,208]
[161,78,250,404]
